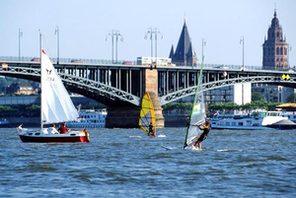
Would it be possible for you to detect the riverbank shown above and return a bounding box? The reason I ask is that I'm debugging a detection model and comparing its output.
[1,110,190,128]
[1,117,40,127]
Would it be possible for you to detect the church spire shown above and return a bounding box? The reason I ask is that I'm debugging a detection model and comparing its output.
[170,20,197,66]
[169,45,174,59]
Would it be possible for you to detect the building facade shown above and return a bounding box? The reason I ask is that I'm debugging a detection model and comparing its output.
[262,11,289,70]
[253,10,293,103]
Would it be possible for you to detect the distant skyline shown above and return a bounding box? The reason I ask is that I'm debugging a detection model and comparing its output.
[1,0,295,67]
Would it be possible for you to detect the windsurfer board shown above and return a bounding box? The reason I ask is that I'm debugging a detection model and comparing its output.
[161,145,175,150]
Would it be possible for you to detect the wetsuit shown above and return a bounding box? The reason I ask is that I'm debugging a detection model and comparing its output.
[197,128,210,142]
[148,124,155,137]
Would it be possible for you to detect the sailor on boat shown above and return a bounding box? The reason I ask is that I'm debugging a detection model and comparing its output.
[48,124,59,134]
[58,122,69,134]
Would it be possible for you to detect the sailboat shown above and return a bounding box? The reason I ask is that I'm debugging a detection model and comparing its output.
[139,92,157,137]
[17,49,90,143]
[184,56,206,150]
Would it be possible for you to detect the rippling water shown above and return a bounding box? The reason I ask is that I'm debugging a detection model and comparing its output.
[1,127,296,197]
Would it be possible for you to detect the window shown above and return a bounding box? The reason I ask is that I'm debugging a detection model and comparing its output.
[280,47,283,55]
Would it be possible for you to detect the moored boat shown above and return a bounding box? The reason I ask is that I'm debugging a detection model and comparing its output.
[67,108,107,128]
[210,110,293,130]
[0,118,9,127]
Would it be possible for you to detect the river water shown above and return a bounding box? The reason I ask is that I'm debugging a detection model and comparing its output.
[0,127,295,197]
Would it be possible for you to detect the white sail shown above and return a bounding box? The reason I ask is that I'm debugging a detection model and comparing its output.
[41,49,79,124]
[184,58,206,148]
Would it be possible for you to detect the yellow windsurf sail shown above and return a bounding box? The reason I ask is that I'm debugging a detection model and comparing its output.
[139,92,156,137]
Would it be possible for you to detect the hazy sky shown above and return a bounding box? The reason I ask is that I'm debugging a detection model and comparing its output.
[1,0,295,66]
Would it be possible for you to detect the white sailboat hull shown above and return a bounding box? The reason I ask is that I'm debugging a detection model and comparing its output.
[18,127,89,143]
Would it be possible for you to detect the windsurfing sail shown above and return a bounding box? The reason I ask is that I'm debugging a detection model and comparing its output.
[139,92,156,136]
[184,57,206,148]
[41,49,79,125]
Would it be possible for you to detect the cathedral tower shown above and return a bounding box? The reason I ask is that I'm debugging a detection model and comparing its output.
[263,10,289,70]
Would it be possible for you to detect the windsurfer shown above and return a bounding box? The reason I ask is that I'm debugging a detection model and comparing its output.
[194,120,211,149]
[148,122,156,137]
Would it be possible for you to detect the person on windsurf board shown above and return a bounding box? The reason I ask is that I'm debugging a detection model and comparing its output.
[193,120,211,149]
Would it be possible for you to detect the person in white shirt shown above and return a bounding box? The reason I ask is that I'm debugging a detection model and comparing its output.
[48,124,59,134]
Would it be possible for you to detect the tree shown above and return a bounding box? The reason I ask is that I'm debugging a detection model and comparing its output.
[252,92,265,102]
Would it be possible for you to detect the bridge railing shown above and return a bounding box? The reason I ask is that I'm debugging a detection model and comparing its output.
[0,56,137,65]
[1,56,294,72]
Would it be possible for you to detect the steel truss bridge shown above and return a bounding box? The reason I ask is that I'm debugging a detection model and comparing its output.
[1,57,296,107]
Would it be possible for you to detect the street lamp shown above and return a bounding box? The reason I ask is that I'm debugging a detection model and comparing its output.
[201,39,206,60]
[240,36,245,105]
[55,26,60,64]
[145,27,154,59]
[106,30,123,63]
[39,29,42,59]
[145,27,163,66]
[18,28,23,61]
[240,36,245,70]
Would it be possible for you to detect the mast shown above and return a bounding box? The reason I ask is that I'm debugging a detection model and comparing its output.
[39,30,43,130]
[184,54,205,148]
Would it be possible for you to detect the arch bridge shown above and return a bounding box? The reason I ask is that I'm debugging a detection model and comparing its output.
[1,57,295,127]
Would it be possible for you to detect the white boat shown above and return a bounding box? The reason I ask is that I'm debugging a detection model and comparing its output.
[17,49,89,143]
[281,111,296,123]
[273,103,296,128]
[210,110,293,130]
[0,118,9,127]
[67,109,107,128]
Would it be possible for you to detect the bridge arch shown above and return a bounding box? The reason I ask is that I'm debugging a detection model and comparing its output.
[0,66,140,106]
[160,75,296,105]
[2,65,296,107]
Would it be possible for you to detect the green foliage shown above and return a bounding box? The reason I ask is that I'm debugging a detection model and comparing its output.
[163,102,193,111]
[24,104,40,111]
[0,105,13,111]
[164,101,279,112]
[252,92,266,102]
[0,104,40,117]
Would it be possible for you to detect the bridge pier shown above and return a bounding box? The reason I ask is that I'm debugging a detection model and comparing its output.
[105,93,164,128]
[143,69,164,128]
[105,68,164,128]
[147,91,164,128]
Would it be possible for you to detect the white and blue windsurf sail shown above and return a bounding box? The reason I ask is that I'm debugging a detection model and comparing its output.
[184,56,206,148]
